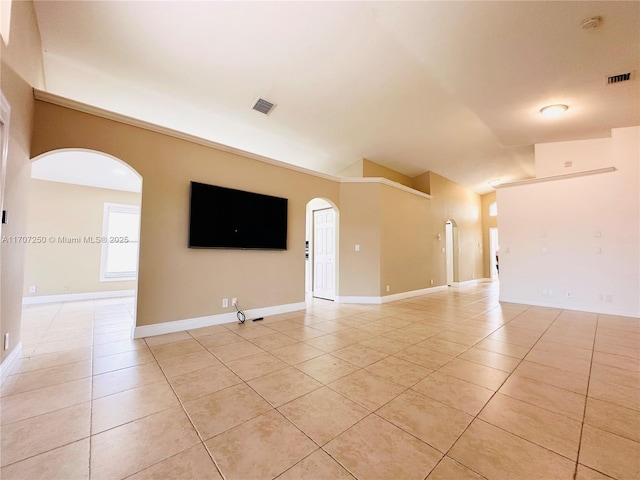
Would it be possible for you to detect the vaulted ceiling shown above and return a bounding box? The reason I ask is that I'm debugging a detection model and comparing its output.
[33,1,639,194]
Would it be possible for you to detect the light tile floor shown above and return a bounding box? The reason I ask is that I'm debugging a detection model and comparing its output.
[2,283,639,479]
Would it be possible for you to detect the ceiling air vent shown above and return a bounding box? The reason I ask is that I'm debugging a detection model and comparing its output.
[607,72,633,85]
[252,98,276,115]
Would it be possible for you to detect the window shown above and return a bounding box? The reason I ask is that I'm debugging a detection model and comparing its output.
[489,201,498,217]
[101,203,140,281]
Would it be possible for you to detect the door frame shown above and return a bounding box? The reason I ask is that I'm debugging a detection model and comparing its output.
[312,207,336,300]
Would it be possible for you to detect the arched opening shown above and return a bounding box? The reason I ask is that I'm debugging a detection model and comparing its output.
[24,149,142,322]
[305,198,339,301]
[445,219,458,286]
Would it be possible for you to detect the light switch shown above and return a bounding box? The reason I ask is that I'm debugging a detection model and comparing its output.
[355,244,360,252]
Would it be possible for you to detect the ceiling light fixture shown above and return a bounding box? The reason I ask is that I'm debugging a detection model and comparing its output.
[540,104,569,118]
[488,179,501,187]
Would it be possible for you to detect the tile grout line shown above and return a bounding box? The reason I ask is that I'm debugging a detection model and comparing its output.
[188,326,345,480]
[88,299,95,480]
[146,331,228,480]
[425,306,572,476]
[572,313,599,480]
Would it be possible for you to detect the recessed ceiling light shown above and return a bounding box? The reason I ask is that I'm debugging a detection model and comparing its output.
[112,168,127,176]
[540,104,569,118]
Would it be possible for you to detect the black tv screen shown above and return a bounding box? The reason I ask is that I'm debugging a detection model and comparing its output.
[189,181,288,250]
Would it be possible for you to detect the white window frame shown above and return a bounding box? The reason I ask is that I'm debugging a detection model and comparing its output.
[489,201,498,217]
[100,202,140,281]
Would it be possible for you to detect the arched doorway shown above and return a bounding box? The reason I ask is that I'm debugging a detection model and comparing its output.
[24,149,142,314]
[306,198,339,301]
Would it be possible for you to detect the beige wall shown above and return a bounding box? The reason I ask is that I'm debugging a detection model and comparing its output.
[423,172,483,283]
[337,158,415,189]
[380,185,434,295]
[338,182,381,297]
[23,179,140,297]
[1,0,45,363]
[31,101,341,326]
[481,191,497,278]
[362,159,414,188]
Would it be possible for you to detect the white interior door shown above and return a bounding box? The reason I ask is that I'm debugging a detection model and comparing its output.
[313,208,335,300]
[445,221,454,286]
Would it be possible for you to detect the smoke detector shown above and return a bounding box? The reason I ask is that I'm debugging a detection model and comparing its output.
[252,98,276,115]
[581,16,602,29]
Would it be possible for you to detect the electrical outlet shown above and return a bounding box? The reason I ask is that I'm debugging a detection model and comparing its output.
[566,291,572,298]
[222,298,228,308]
[386,285,390,292]
[232,298,237,306]
[430,279,434,285]
[29,285,37,294]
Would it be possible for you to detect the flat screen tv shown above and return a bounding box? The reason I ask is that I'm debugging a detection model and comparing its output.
[189,181,288,250]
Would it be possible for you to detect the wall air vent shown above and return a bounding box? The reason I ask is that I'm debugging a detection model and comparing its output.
[252,98,276,115]
[607,72,633,84]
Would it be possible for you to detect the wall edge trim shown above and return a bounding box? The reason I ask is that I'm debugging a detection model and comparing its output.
[337,285,449,305]
[341,177,432,199]
[452,279,493,287]
[499,296,640,318]
[0,342,23,386]
[133,301,307,339]
[496,167,616,189]
[32,90,434,200]
[33,89,339,182]
[22,289,135,305]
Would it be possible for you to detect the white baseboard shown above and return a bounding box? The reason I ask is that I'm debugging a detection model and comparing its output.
[0,342,23,385]
[499,295,640,318]
[452,278,492,287]
[23,290,135,305]
[133,301,307,339]
[337,285,449,305]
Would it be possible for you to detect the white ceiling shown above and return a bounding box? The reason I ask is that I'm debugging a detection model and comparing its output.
[33,1,639,194]
[32,150,142,193]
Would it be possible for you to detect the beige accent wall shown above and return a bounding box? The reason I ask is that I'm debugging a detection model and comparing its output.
[362,159,414,188]
[417,172,483,283]
[481,191,497,278]
[380,184,434,295]
[338,182,381,297]
[337,158,415,190]
[30,101,486,327]
[23,179,140,297]
[1,0,45,363]
[31,101,341,326]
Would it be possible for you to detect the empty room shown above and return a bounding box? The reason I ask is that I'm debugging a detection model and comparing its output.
[1,1,638,479]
